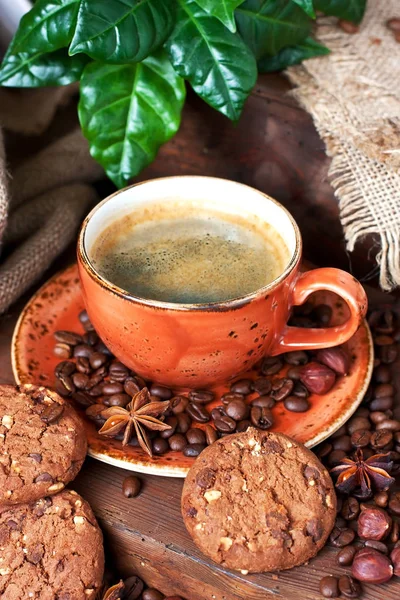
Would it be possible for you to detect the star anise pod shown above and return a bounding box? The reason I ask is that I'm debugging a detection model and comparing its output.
[98,388,171,457]
[331,448,395,499]
[102,581,124,600]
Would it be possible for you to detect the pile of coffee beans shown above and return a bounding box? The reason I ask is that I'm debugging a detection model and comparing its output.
[102,572,184,600]
[316,305,400,598]
[53,303,348,458]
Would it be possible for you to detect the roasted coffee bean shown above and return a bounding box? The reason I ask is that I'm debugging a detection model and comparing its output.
[283,396,309,412]
[332,425,347,438]
[370,396,393,411]
[54,331,83,346]
[153,437,169,455]
[72,391,92,407]
[370,430,393,448]
[335,517,347,529]
[251,377,272,395]
[189,390,214,404]
[341,497,360,521]
[183,444,206,457]
[85,405,106,424]
[338,575,362,598]
[141,590,164,600]
[313,304,333,325]
[376,419,400,432]
[236,419,252,433]
[364,540,389,554]
[40,404,64,424]
[186,403,209,424]
[353,406,370,418]
[327,450,347,467]
[230,379,252,395]
[210,407,225,421]
[150,384,172,400]
[319,575,339,598]
[332,435,353,452]
[346,417,371,435]
[108,361,129,381]
[57,373,75,395]
[101,382,123,395]
[170,395,189,415]
[214,415,236,433]
[250,395,275,409]
[337,546,357,566]
[54,343,72,359]
[89,352,108,369]
[351,430,371,448]
[292,381,309,398]
[330,527,355,547]
[83,331,98,346]
[286,366,302,380]
[186,428,206,445]
[374,491,389,507]
[122,476,141,498]
[168,434,187,452]
[75,357,91,375]
[73,344,93,359]
[205,424,218,445]
[55,360,76,377]
[375,383,395,398]
[389,492,400,515]
[124,377,141,396]
[72,373,89,390]
[122,576,144,600]
[249,405,273,429]
[373,364,391,383]
[225,399,249,421]
[78,310,93,331]
[316,442,332,459]
[380,344,397,364]
[261,356,283,375]
[221,393,245,405]
[107,394,131,408]
[370,411,389,425]
[271,378,293,401]
[391,521,400,544]
[158,417,177,439]
[176,413,192,433]
[284,350,308,365]
[87,384,104,397]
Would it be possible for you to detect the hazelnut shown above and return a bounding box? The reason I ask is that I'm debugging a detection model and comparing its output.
[316,347,350,375]
[358,506,392,541]
[299,362,336,395]
[352,548,393,584]
[390,546,400,576]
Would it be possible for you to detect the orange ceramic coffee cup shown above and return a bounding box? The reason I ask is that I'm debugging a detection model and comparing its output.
[77,176,367,389]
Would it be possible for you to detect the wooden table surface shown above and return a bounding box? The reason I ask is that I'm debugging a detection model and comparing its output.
[0,287,399,600]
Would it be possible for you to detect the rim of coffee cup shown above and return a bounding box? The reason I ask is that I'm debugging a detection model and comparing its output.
[78,175,302,311]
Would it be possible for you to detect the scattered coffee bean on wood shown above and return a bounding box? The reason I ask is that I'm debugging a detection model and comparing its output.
[122,476,142,498]
[319,575,339,598]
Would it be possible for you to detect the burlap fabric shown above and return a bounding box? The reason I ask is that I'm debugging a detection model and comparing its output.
[0,87,103,314]
[287,0,400,291]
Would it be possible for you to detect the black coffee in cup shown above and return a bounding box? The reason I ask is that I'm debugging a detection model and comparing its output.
[91,202,290,304]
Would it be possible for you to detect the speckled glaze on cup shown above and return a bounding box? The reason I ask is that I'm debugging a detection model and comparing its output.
[77,176,367,388]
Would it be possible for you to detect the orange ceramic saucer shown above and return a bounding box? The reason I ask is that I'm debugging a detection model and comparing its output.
[12,263,373,478]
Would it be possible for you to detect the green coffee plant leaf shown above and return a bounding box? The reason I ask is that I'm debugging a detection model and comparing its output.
[166,0,257,121]
[291,0,315,18]
[0,48,87,87]
[70,0,175,63]
[258,37,329,72]
[11,0,80,55]
[314,0,366,23]
[195,0,245,32]
[79,50,186,188]
[235,0,312,58]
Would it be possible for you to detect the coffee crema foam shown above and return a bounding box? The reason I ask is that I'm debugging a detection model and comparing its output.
[91,203,291,304]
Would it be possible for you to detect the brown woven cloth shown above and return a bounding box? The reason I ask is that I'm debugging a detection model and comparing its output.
[0,87,104,314]
[287,0,400,291]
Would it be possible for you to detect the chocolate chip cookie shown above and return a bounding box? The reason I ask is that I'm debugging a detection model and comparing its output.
[182,428,336,573]
[0,384,87,506]
[0,489,104,599]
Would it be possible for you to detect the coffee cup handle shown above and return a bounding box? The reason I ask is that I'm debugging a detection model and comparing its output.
[273,268,368,354]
